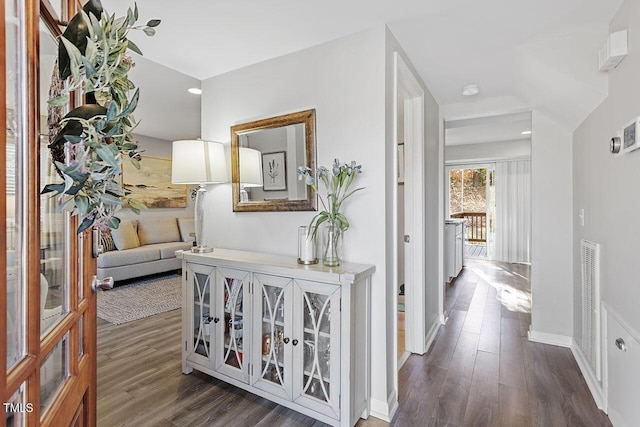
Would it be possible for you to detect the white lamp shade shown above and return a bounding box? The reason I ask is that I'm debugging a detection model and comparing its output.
[239,147,263,187]
[171,140,228,184]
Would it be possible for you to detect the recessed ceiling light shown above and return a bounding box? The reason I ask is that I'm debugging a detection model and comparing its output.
[188,88,202,95]
[462,84,480,96]
[521,130,532,135]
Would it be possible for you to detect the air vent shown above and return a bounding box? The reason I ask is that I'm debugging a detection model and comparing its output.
[581,239,601,380]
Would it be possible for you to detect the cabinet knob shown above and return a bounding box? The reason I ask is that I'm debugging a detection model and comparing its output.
[615,337,627,352]
[283,337,290,344]
[292,339,299,346]
[213,317,220,324]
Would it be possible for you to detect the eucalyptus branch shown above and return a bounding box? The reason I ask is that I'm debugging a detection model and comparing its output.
[43,0,159,233]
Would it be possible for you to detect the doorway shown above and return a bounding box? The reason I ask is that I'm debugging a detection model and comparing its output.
[394,52,426,379]
[446,164,495,260]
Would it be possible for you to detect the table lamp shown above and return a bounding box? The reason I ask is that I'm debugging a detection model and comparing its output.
[172,140,228,253]
[239,147,263,202]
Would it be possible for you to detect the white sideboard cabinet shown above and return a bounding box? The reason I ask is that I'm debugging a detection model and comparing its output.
[178,249,375,427]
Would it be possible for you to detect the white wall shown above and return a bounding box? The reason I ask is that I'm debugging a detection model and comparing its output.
[201,27,392,412]
[573,0,640,347]
[116,55,201,221]
[530,110,573,338]
[445,139,531,164]
[424,76,442,349]
[127,55,201,142]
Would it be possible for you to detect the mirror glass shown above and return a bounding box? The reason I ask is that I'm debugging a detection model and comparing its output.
[231,109,316,212]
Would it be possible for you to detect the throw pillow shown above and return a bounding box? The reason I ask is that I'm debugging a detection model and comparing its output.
[110,219,140,250]
[177,218,195,242]
[100,231,116,252]
[137,217,181,245]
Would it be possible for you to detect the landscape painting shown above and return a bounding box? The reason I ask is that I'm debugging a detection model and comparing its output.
[122,156,187,208]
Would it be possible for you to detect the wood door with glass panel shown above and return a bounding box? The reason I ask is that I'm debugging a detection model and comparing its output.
[2,1,98,426]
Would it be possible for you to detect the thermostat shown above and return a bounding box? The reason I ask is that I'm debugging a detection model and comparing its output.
[610,135,621,154]
[621,117,640,154]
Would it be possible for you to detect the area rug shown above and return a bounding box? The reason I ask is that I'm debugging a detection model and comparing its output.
[97,273,181,325]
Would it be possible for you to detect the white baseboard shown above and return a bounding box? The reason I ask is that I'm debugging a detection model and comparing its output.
[398,351,410,369]
[369,389,398,423]
[570,340,605,410]
[424,319,442,353]
[440,311,448,325]
[527,329,573,347]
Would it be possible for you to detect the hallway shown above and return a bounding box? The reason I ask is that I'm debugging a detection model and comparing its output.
[391,260,610,426]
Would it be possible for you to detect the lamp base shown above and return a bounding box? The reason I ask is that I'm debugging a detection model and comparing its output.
[192,245,214,253]
[297,258,318,265]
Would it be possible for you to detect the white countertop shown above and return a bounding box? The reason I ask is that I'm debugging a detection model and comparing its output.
[176,248,375,285]
[445,218,467,225]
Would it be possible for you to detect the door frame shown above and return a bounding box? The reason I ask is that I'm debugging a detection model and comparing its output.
[392,52,426,382]
[2,1,98,425]
[444,162,495,259]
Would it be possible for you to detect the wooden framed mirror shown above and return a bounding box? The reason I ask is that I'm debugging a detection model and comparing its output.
[231,109,317,212]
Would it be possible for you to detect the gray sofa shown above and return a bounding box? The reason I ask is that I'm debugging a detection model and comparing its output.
[97,216,194,282]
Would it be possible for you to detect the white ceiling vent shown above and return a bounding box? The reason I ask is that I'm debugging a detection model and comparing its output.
[599,30,627,72]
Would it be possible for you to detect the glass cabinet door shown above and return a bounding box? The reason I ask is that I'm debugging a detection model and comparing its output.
[215,268,251,383]
[293,280,341,419]
[185,263,215,368]
[251,274,293,399]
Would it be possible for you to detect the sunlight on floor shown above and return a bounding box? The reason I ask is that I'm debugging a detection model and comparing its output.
[467,261,532,314]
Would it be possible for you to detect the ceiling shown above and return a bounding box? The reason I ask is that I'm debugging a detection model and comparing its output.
[445,111,531,147]
[102,0,623,141]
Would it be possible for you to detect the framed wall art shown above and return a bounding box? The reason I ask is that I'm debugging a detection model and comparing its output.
[122,156,187,208]
[262,151,287,191]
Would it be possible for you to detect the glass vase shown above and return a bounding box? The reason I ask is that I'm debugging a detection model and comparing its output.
[297,225,318,265]
[322,222,342,267]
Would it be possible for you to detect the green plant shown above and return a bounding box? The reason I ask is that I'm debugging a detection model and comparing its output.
[297,159,364,238]
[42,0,160,233]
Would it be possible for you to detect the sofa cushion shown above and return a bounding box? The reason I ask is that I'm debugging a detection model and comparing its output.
[147,242,194,259]
[111,219,140,250]
[138,217,181,246]
[177,218,195,242]
[96,246,160,268]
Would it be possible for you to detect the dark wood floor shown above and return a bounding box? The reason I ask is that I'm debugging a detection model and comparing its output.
[97,262,610,426]
[392,260,610,427]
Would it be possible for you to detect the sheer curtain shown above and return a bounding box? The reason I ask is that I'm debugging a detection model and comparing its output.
[494,160,531,263]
